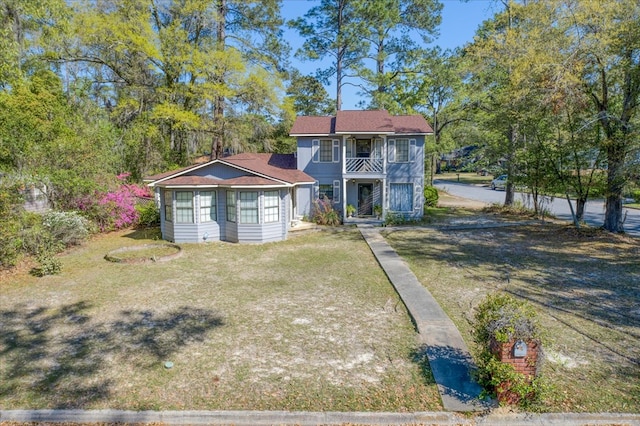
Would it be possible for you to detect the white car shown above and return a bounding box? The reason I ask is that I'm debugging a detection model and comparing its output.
[490,175,507,190]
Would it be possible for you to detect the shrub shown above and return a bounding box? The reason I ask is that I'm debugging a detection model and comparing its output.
[472,293,548,409]
[19,212,62,256]
[473,293,540,344]
[384,211,407,226]
[424,186,439,207]
[136,201,160,228]
[31,252,62,277]
[0,183,23,268]
[78,176,153,232]
[633,189,640,203]
[311,199,341,226]
[42,210,91,247]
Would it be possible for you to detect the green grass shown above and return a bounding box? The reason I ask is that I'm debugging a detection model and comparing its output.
[0,228,441,411]
[3,218,639,413]
[382,223,640,413]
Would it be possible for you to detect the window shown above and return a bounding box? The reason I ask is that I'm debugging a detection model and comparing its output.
[175,191,194,223]
[319,139,333,162]
[313,139,339,162]
[264,191,279,223]
[239,191,258,224]
[319,184,333,202]
[200,191,216,222]
[226,191,236,222]
[389,183,413,212]
[396,139,409,162]
[164,190,172,222]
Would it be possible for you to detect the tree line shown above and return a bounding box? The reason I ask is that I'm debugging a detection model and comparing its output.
[0,0,638,238]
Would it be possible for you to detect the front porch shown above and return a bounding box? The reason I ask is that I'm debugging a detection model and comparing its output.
[343,178,385,221]
[343,216,384,226]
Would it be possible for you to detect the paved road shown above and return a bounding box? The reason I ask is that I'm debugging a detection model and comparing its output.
[433,180,640,238]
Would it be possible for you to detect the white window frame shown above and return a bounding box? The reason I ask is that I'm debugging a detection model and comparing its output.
[388,138,416,163]
[313,139,340,163]
[239,191,259,224]
[175,191,194,223]
[226,191,236,223]
[164,190,173,222]
[318,184,333,202]
[200,191,217,222]
[264,190,280,223]
[395,138,410,163]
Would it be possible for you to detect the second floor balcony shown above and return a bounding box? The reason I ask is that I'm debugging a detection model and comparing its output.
[345,157,384,173]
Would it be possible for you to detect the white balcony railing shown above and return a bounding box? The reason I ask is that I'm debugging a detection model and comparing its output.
[345,157,383,173]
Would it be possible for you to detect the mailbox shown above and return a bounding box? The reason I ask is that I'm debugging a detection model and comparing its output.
[513,340,527,357]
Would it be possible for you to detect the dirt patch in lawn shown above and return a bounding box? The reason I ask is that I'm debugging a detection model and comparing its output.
[383,223,640,413]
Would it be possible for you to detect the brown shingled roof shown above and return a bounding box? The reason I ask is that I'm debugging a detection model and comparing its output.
[154,176,222,187]
[147,153,314,188]
[289,110,433,135]
[335,110,394,133]
[289,116,335,135]
[221,153,315,185]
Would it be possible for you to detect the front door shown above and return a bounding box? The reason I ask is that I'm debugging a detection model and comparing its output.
[358,183,373,216]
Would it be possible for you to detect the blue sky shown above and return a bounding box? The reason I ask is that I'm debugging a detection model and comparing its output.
[281,0,502,109]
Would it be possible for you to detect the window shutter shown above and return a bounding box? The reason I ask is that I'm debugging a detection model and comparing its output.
[409,139,417,162]
[414,181,422,211]
[312,139,319,163]
[388,139,396,163]
[333,180,340,203]
[333,139,340,163]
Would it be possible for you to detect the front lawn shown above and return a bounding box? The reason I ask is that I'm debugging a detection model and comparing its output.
[0,229,440,411]
[383,224,640,413]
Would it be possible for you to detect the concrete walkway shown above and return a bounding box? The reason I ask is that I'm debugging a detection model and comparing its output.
[358,225,488,412]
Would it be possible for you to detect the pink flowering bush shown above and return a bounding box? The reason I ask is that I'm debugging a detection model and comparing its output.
[79,174,154,232]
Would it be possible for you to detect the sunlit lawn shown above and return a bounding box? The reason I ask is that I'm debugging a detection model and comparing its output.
[383,223,640,413]
[0,228,440,411]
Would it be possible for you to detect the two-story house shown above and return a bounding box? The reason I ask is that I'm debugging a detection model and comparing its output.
[145,110,432,244]
[290,110,433,222]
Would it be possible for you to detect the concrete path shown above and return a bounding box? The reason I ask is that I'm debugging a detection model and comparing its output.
[358,225,489,412]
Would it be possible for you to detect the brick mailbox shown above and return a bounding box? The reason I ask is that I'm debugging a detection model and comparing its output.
[490,339,541,404]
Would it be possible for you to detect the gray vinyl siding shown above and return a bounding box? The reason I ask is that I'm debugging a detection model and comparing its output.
[163,220,175,242]
[173,223,199,243]
[190,163,247,180]
[225,220,238,243]
[297,137,342,181]
[296,184,313,218]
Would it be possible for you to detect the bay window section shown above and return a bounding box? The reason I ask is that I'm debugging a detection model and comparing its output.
[175,191,194,223]
[200,191,216,222]
[264,191,279,223]
[239,191,258,224]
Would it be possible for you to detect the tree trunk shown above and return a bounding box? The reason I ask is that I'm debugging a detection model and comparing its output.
[335,0,345,111]
[575,196,586,223]
[211,0,226,160]
[603,141,626,232]
[504,125,516,206]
